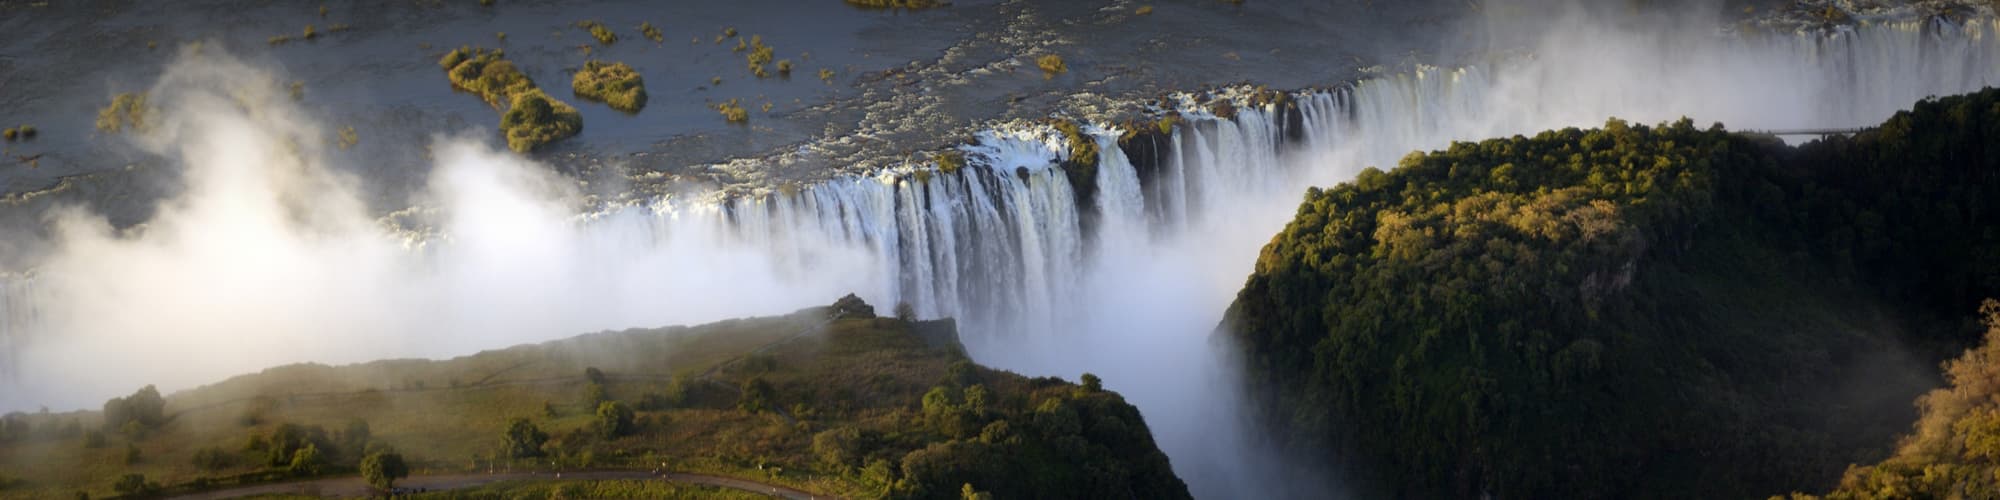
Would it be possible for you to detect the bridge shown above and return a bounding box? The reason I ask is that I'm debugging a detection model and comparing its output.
[1740,127,1874,137]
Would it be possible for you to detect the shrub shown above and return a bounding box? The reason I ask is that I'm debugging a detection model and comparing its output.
[776,59,793,76]
[936,150,965,173]
[715,98,748,123]
[498,90,582,153]
[639,22,663,43]
[1036,54,1066,78]
[1136,5,1153,15]
[571,60,647,113]
[287,443,323,475]
[577,21,616,45]
[95,93,150,133]
[595,401,635,439]
[504,418,548,458]
[2,129,13,141]
[819,68,836,83]
[895,302,917,321]
[359,451,409,490]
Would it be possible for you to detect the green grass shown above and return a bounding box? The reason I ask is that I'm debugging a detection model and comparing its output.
[571,61,647,113]
[437,47,582,152]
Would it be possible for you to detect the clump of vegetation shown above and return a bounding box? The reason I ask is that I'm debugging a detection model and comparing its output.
[936,150,965,173]
[571,60,647,113]
[715,98,748,123]
[289,81,305,101]
[577,20,616,45]
[1035,54,1066,79]
[438,46,582,152]
[818,67,836,83]
[1136,5,1153,15]
[0,126,29,141]
[360,451,410,490]
[499,91,584,153]
[302,24,318,40]
[336,126,358,149]
[776,59,793,76]
[639,21,664,43]
[845,0,942,9]
[745,35,776,78]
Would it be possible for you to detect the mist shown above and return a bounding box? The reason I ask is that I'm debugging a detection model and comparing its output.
[0,48,882,411]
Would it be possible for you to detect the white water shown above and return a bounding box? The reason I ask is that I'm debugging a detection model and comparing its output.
[2,14,1999,500]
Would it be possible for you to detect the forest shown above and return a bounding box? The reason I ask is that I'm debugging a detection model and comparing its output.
[1224,87,2000,498]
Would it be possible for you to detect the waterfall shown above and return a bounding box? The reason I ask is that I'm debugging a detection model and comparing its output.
[3,14,1999,499]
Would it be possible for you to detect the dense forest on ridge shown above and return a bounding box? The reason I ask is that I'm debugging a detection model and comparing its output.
[1224,87,2000,498]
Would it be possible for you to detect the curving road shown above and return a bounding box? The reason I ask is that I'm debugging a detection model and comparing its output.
[167,469,832,499]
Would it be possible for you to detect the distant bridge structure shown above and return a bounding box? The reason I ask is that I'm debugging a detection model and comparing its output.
[1740,127,1875,138]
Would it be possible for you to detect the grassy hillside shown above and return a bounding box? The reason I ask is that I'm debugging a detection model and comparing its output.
[0,296,1189,500]
[1224,88,2000,498]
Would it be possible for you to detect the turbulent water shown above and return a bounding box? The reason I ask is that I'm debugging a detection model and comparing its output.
[4,13,2000,500]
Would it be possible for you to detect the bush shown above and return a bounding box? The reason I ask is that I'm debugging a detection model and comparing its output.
[715,99,748,123]
[571,61,647,113]
[287,443,323,475]
[595,401,636,439]
[359,451,409,490]
[439,47,582,152]
[639,22,663,43]
[1035,54,1066,78]
[895,302,917,322]
[504,418,548,458]
[498,90,582,153]
[95,93,150,133]
[577,21,616,45]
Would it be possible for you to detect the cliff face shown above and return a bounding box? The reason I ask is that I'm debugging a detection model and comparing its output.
[1223,89,2000,499]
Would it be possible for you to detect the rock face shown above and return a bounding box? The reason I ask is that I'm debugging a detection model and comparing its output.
[1223,89,2000,499]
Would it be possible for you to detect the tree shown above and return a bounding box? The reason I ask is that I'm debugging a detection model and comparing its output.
[584,367,607,385]
[896,302,918,322]
[503,418,548,458]
[359,451,409,490]
[595,401,635,439]
[584,382,609,407]
[288,443,323,475]
[1080,373,1103,393]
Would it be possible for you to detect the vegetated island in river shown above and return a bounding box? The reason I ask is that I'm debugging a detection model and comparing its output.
[1226,87,2000,499]
[0,296,1190,500]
